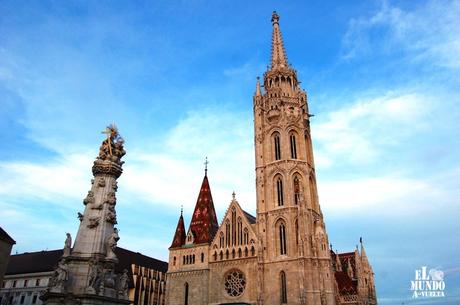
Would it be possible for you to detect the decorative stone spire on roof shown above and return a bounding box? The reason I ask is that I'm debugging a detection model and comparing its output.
[188,173,219,244]
[255,77,261,96]
[170,208,186,248]
[270,11,289,70]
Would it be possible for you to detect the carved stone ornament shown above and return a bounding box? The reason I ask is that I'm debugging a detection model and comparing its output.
[106,228,120,261]
[87,217,100,229]
[106,206,117,224]
[83,191,95,205]
[49,259,69,292]
[97,177,106,187]
[63,233,72,257]
[77,212,84,222]
[86,259,103,294]
[104,191,116,205]
[117,269,129,299]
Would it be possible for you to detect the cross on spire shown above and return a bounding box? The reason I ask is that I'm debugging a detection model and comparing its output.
[204,157,209,176]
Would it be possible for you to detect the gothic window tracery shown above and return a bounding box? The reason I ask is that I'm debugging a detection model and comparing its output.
[293,176,301,205]
[273,133,281,160]
[224,269,246,297]
[184,282,189,305]
[290,133,297,159]
[280,271,287,304]
[277,220,287,255]
[276,177,284,206]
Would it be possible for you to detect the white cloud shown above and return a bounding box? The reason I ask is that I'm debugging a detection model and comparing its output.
[319,166,460,215]
[0,107,256,221]
[313,92,430,166]
[342,0,460,69]
[0,153,93,204]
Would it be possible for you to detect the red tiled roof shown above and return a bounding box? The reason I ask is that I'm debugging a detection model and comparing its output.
[335,271,357,294]
[170,213,186,248]
[188,175,219,244]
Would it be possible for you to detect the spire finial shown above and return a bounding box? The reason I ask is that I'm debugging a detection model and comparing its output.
[360,236,363,244]
[181,205,183,216]
[204,157,209,176]
[271,11,280,24]
[270,11,288,69]
[232,191,236,200]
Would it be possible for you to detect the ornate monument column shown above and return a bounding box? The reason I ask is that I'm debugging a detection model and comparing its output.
[41,125,130,305]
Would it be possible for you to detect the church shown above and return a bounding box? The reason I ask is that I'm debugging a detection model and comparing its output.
[165,12,377,305]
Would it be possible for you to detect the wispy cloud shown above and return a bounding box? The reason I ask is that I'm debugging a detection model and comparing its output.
[342,0,460,69]
[314,91,431,166]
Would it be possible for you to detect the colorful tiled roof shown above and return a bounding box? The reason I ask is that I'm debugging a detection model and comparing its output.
[188,175,219,244]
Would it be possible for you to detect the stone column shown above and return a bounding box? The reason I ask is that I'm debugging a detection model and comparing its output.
[41,125,130,305]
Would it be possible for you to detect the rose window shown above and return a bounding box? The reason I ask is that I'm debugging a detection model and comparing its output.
[224,269,246,297]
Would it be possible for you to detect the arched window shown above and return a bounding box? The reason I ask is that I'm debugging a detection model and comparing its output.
[290,134,297,159]
[280,271,287,304]
[173,256,176,266]
[226,220,231,247]
[276,177,284,206]
[232,208,236,246]
[184,282,189,305]
[239,220,242,245]
[293,176,301,205]
[243,228,249,245]
[279,223,287,255]
[201,253,204,263]
[274,133,281,160]
[219,232,224,248]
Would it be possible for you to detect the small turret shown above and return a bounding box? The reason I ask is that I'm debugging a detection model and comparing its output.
[170,208,186,248]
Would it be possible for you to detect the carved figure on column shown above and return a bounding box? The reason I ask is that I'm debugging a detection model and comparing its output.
[106,206,117,224]
[118,269,129,299]
[49,260,69,292]
[106,228,120,261]
[87,259,103,294]
[63,233,72,257]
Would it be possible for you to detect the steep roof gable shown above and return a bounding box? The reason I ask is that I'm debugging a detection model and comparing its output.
[211,194,257,250]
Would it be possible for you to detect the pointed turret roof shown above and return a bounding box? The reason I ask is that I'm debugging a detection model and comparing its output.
[270,11,289,69]
[188,174,219,244]
[170,210,186,248]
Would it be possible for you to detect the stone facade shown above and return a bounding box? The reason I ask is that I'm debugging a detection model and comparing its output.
[166,11,377,305]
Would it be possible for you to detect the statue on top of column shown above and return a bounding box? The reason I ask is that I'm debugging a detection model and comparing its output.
[98,124,125,165]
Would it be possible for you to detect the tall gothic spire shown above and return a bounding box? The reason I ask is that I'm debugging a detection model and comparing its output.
[270,11,289,69]
[188,174,219,244]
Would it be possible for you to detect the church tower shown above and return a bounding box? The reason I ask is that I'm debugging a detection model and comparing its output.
[253,11,336,305]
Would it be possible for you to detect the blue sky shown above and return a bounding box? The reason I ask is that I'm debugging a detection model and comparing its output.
[1,0,459,304]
